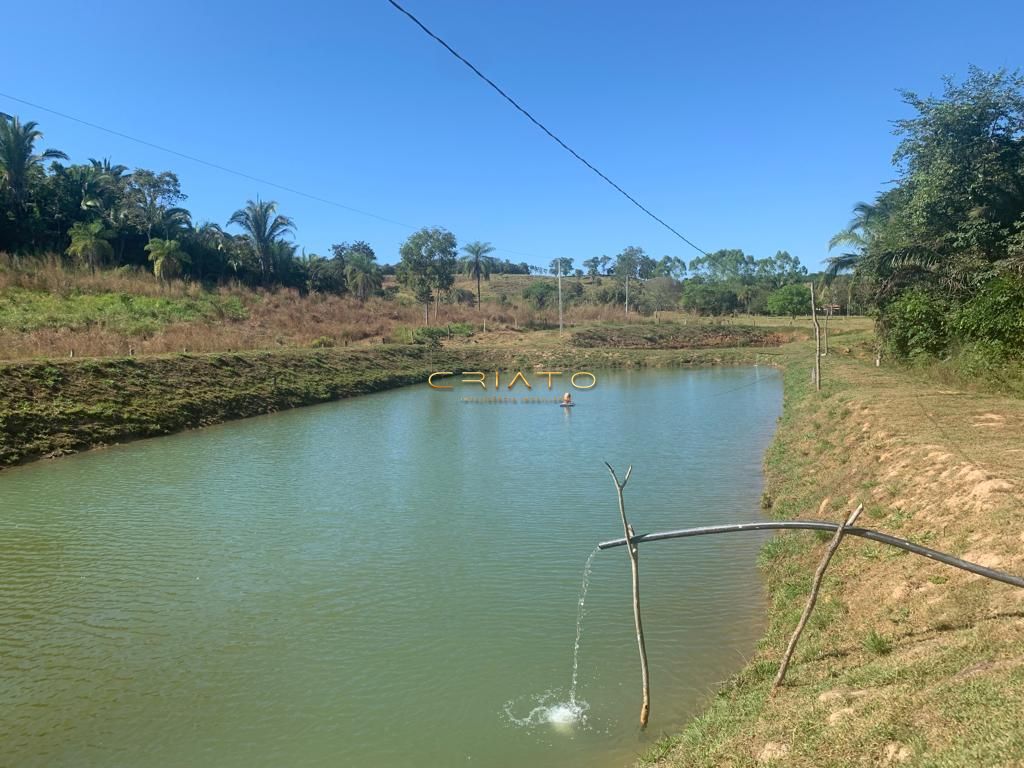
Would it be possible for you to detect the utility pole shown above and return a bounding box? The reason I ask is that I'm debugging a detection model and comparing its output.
[557,258,564,335]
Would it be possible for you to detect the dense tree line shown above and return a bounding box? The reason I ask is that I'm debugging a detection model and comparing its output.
[1,113,816,319]
[0,114,390,297]
[827,67,1024,366]
[513,245,815,317]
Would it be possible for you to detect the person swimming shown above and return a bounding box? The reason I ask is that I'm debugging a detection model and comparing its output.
[561,392,573,406]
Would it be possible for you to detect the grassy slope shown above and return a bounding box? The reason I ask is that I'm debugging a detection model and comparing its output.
[641,336,1024,767]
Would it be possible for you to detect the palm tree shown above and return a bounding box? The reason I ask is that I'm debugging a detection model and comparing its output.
[65,221,113,273]
[227,198,295,284]
[826,201,886,278]
[461,241,495,309]
[0,116,68,206]
[145,238,190,282]
[345,251,383,301]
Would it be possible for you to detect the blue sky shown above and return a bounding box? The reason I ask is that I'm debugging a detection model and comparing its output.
[4,1,1023,270]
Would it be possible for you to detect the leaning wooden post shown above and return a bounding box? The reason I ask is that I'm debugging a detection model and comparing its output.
[771,504,862,695]
[605,462,650,728]
[808,282,821,391]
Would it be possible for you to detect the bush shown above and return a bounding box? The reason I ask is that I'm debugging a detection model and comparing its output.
[881,289,949,359]
[522,282,557,309]
[953,277,1024,354]
[954,340,1013,377]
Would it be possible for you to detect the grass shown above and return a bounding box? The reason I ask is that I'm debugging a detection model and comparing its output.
[642,333,1024,767]
[569,322,787,349]
[0,286,248,334]
[862,630,894,655]
[0,261,837,361]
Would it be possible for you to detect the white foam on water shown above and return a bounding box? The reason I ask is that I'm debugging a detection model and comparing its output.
[503,692,589,730]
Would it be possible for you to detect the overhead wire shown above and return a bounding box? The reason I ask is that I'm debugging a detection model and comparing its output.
[385,0,708,255]
[0,90,542,262]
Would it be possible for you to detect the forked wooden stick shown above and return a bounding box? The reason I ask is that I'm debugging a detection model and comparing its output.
[605,462,650,728]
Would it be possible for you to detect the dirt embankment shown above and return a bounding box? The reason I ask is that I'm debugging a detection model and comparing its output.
[570,322,791,349]
[0,337,780,469]
[645,344,1024,767]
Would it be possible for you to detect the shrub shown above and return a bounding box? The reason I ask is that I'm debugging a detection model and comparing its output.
[522,282,557,309]
[953,277,1024,354]
[881,289,949,359]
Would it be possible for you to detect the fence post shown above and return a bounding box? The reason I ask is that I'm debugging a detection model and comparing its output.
[809,282,821,390]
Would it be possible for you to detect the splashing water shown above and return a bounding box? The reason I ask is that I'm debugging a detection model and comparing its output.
[503,691,589,731]
[569,547,599,705]
[504,548,599,729]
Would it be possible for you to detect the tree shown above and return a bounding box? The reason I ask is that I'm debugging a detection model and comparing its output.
[614,246,645,316]
[0,116,67,206]
[681,280,738,316]
[145,238,190,282]
[644,276,682,320]
[654,255,687,280]
[461,241,495,309]
[688,249,755,283]
[227,198,296,285]
[125,170,188,242]
[345,250,383,301]
[186,221,229,281]
[767,283,811,319]
[301,253,342,294]
[755,250,807,288]
[65,220,114,273]
[548,257,574,276]
[397,227,458,323]
[582,256,601,282]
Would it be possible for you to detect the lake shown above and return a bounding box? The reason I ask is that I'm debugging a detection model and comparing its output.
[0,366,782,767]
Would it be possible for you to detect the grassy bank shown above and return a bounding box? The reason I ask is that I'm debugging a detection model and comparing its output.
[641,340,1024,766]
[0,325,792,468]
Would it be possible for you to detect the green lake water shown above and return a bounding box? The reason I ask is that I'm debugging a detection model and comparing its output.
[1,366,782,767]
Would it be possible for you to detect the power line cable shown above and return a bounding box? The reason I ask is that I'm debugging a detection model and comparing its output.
[0,91,542,262]
[385,0,708,256]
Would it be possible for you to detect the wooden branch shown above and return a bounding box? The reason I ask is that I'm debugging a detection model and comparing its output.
[770,504,863,695]
[605,462,650,728]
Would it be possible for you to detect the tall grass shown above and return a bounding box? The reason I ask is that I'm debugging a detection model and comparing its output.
[0,259,626,359]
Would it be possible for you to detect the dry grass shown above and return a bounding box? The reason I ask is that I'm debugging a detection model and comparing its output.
[643,337,1024,767]
[1,261,833,360]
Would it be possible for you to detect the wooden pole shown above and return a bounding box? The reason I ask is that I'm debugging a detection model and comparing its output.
[822,304,830,356]
[809,282,821,391]
[605,462,650,728]
[557,259,564,335]
[771,504,863,695]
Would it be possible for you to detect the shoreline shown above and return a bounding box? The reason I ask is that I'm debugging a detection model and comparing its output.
[0,341,781,470]
[640,340,1024,766]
